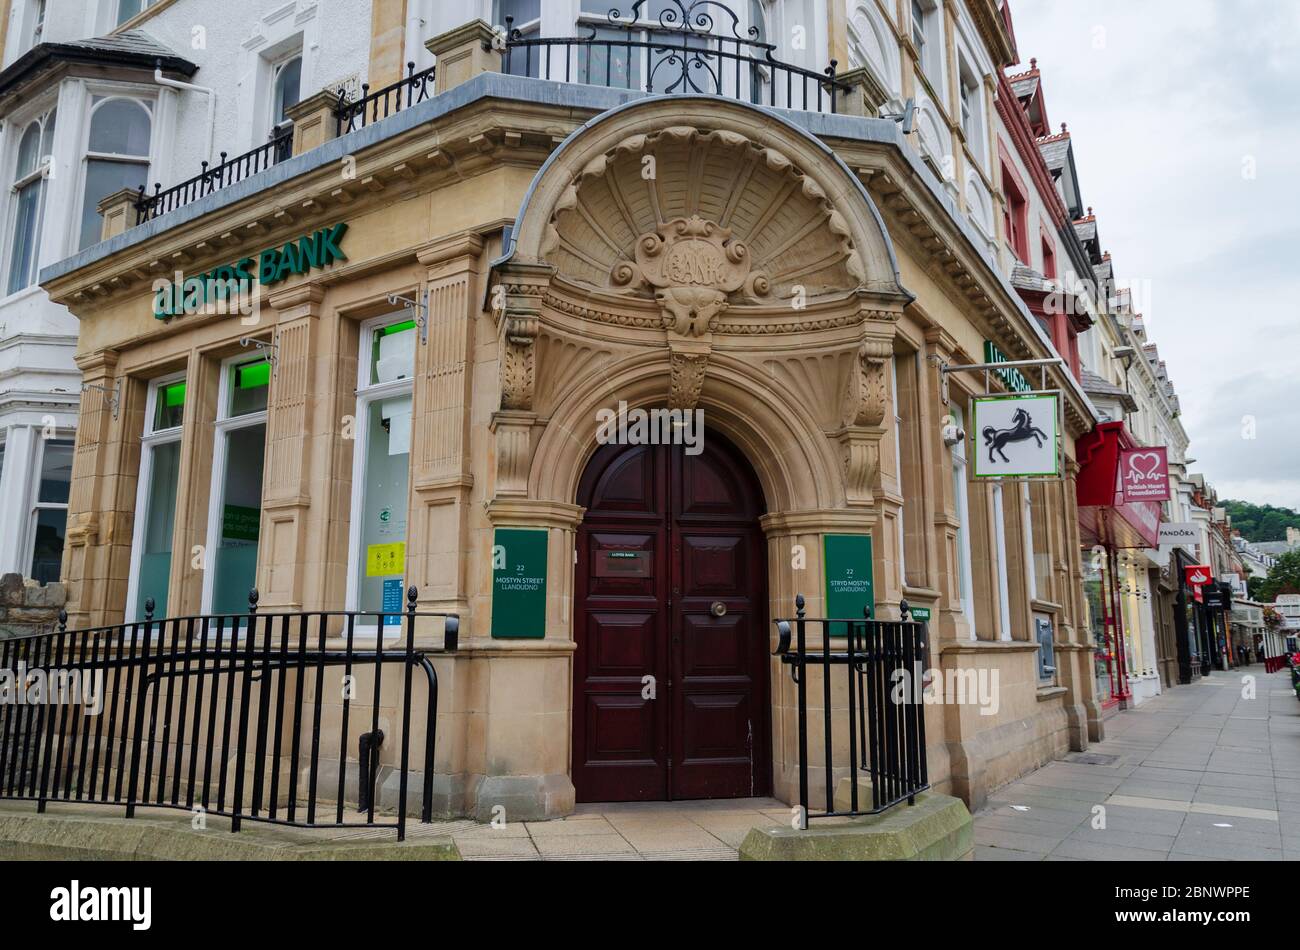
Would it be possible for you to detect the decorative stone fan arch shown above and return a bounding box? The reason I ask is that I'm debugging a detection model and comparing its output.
[508,96,907,305]
[492,97,910,508]
[543,126,865,325]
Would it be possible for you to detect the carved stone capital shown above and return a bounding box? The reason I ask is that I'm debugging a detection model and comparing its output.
[842,337,893,429]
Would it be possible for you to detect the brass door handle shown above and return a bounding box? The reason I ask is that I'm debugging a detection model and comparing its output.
[710,602,727,618]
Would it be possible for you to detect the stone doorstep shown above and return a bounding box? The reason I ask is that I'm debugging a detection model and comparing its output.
[0,802,461,861]
[738,792,973,861]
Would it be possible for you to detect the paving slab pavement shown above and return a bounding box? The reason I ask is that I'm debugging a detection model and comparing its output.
[974,665,1297,861]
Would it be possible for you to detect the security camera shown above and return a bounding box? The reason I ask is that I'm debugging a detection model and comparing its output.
[942,421,965,447]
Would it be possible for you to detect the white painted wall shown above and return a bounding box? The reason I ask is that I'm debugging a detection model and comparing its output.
[0,0,375,579]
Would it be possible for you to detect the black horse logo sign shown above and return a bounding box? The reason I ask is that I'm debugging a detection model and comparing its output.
[983,408,1049,464]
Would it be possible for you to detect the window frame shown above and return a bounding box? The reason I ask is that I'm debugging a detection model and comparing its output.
[125,372,186,623]
[270,50,304,135]
[30,0,47,46]
[344,312,417,640]
[115,0,155,27]
[911,0,941,81]
[3,105,57,297]
[75,93,155,252]
[200,353,271,615]
[26,435,74,585]
[1001,160,1029,262]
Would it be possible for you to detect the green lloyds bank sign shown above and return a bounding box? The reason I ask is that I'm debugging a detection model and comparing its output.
[983,340,1033,394]
[152,222,348,319]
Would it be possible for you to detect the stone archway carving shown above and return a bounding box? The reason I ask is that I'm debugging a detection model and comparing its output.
[494,95,910,509]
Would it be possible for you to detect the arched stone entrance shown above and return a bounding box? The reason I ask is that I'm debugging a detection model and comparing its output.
[479,95,913,816]
[572,429,770,803]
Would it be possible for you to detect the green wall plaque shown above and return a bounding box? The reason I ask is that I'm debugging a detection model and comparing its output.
[824,534,875,625]
[910,606,932,622]
[490,528,548,639]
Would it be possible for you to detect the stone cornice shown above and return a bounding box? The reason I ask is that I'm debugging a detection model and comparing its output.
[42,95,604,312]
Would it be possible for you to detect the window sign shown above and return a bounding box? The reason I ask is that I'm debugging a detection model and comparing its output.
[972,393,1060,479]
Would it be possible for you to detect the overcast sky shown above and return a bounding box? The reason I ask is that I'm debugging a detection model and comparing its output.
[1010,0,1300,510]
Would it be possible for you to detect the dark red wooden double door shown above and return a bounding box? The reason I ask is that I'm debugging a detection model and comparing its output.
[573,434,770,802]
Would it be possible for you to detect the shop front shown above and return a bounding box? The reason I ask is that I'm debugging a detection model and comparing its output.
[41,43,1101,818]
[1075,422,1163,710]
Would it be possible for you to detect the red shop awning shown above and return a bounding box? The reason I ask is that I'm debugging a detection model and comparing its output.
[1076,421,1162,550]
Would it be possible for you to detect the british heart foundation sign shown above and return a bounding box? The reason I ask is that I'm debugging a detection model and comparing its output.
[1119,447,1170,503]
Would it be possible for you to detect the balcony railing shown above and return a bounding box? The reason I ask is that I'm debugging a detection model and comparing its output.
[503,2,849,113]
[0,587,457,841]
[774,596,930,827]
[335,62,437,136]
[135,129,293,225]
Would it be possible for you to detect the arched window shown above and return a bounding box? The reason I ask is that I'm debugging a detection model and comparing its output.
[273,54,303,126]
[6,110,55,295]
[79,97,151,250]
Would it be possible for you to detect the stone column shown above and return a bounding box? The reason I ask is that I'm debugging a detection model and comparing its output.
[63,349,140,628]
[473,498,584,821]
[1058,456,1103,746]
[407,231,485,618]
[257,285,326,612]
[170,347,220,618]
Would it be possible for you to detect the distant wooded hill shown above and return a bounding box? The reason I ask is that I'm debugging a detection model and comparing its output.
[1224,500,1300,542]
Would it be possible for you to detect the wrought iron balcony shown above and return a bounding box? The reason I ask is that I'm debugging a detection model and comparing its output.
[335,61,438,136]
[502,1,848,113]
[134,128,294,226]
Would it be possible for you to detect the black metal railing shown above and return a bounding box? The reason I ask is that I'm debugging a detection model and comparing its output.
[135,129,294,225]
[0,587,456,841]
[774,596,929,827]
[335,62,438,136]
[503,1,849,113]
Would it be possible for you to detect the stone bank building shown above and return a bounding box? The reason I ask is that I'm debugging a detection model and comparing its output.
[40,1,1113,821]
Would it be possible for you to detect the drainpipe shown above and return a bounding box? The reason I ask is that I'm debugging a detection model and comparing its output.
[154,59,216,166]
